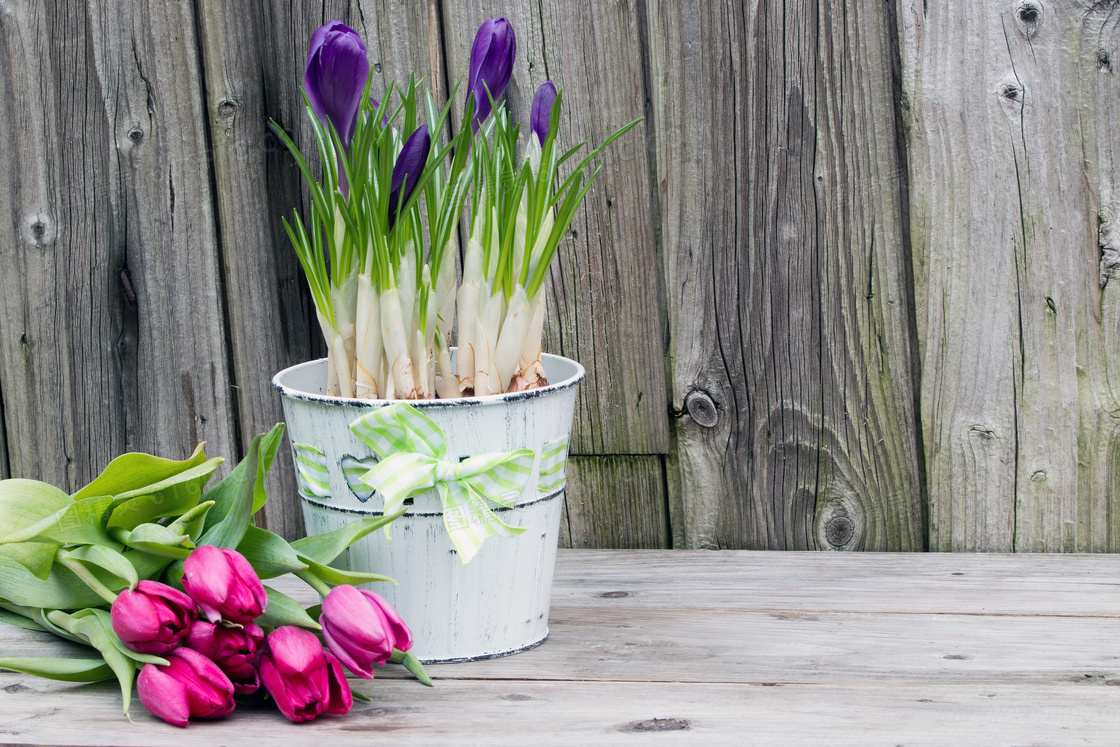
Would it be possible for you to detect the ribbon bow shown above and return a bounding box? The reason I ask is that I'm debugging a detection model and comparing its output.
[350,403,534,564]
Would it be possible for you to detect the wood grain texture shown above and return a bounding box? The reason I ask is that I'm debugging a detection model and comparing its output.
[440,1,670,457]
[0,0,235,492]
[900,0,1120,550]
[5,551,1120,744]
[563,455,669,548]
[648,0,924,550]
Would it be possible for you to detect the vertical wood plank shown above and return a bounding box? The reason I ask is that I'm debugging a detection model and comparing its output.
[901,0,1120,551]
[564,456,669,548]
[0,0,235,491]
[195,0,445,539]
[440,1,670,457]
[648,0,924,550]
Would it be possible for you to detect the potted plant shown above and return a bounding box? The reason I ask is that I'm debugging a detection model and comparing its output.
[271,18,639,662]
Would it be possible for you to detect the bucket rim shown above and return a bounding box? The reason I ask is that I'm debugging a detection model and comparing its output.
[272,351,585,409]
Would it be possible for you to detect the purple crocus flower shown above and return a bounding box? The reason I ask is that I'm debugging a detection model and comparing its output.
[305,21,369,149]
[530,81,557,145]
[467,17,516,130]
[387,124,431,230]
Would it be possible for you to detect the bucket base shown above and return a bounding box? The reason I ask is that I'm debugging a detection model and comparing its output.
[417,630,549,665]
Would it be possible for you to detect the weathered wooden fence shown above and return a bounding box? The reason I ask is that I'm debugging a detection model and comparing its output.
[1,1,1116,551]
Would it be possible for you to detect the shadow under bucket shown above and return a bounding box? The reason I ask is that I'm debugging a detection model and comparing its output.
[272,352,583,662]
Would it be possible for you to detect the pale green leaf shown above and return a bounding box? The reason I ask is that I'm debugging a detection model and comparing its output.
[0,657,114,683]
[112,524,192,560]
[199,425,284,550]
[0,480,73,537]
[290,508,406,565]
[72,442,208,500]
[0,606,47,632]
[300,556,395,587]
[0,495,116,547]
[106,458,223,531]
[60,545,138,590]
[0,553,105,609]
[236,525,307,579]
[0,542,59,580]
[257,586,321,630]
[60,609,138,713]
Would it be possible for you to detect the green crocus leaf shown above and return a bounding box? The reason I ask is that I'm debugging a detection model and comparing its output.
[106,458,223,531]
[236,525,307,579]
[198,424,284,550]
[0,657,114,683]
[112,524,193,560]
[59,545,139,591]
[0,553,105,609]
[257,585,321,631]
[299,555,395,587]
[290,508,406,565]
[0,542,60,580]
[72,442,208,501]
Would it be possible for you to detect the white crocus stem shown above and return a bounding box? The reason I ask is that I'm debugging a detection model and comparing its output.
[316,309,341,396]
[475,291,504,396]
[492,284,531,393]
[381,286,417,399]
[330,275,359,395]
[434,338,459,399]
[510,197,529,283]
[456,238,484,393]
[435,241,457,340]
[518,285,547,386]
[354,272,382,399]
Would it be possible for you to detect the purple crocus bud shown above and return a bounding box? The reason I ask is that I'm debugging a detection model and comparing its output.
[387,124,431,230]
[319,585,413,678]
[467,17,516,129]
[530,81,557,145]
[305,21,369,149]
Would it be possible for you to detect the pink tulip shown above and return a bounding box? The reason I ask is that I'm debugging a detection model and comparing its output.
[110,580,197,655]
[184,620,264,694]
[182,545,267,623]
[137,647,235,728]
[320,585,412,678]
[259,626,352,722]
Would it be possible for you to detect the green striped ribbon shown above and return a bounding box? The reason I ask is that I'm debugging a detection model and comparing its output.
[341,455,377,502]
[538,435,570,493]
[350,403,534,564]
[292,443,331,499]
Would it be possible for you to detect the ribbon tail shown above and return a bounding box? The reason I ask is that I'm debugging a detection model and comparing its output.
[439,483,489,564]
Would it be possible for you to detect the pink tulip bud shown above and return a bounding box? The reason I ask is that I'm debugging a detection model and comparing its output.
[184,620,265,694]
[111,580,197,655]
[320,585,413,678]
[182,545,268,624]
[137,647,235,728]
[259,626,352,723]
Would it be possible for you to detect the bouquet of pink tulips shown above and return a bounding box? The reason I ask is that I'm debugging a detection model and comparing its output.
[0,424,429,727]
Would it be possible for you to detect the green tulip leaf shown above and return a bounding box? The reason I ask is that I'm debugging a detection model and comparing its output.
[0,542,60,580]
[236,525,307,579]
[0,480,73,539]
[0,552,106,609]
[59,609,138,714]
[198,424,284,550]
[0,606,47,632]
[0,495,116,548]
[168,500,214,542]
[72,442,208,501]
[112,524,193,560]
[106,458,223,531]
[289,508,407,565]
[257,585,321,631]
[0,656,114,683]
[299,555,395,587]
[70,609,169,666]
[59,545,139,591]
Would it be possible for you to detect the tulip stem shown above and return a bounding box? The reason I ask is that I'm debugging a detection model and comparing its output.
[391,648,433,687]
[295,570,333,599]
[58,557,119,605]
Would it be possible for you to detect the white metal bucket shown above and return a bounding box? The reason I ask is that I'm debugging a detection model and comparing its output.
[272,352,583,662]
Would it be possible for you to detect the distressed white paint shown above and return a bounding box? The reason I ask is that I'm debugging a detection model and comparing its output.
[274,352,582,662]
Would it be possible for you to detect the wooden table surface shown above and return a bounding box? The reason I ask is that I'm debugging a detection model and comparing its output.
[2,549,1120,745]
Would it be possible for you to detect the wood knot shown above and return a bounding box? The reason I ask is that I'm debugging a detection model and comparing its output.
[998,82,1023,102]
[24,214,54,247]
[825,513,854,548]
[622,718,690,732]
[599,591,629,599]
[119,267,137,308]
[1015,2,1042,38]
[373,61,383,74]
[1099,50,1112,73]
[127,127,144,144]
[217,99,238,117]
[685,390,718,428]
